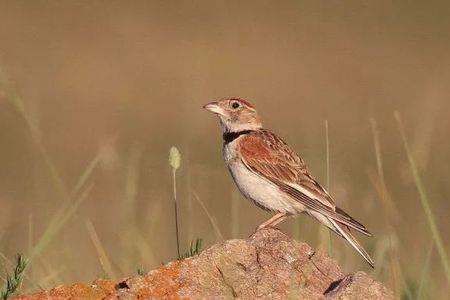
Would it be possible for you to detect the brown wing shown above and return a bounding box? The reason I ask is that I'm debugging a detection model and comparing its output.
[238,130,335,206]
[238,130,370,235]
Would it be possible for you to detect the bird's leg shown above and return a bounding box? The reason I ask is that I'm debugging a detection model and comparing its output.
[257,212,288,230]
[269,214,288,227]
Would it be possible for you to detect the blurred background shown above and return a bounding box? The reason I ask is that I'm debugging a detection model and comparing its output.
[0,1,449,298]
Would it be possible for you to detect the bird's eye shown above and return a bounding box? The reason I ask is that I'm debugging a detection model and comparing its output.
[231,102,240,109]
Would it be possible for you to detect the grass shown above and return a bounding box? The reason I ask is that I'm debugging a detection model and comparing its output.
[178,238,203,260]
[169,146,182,258]
[2,84,100,266]
[8,93,68,200]
[85,219,116,279]
[137,268,147,276]
[417,242,434,300]
[1,81,101,292]
[29,184,93,261]
[169,148,205,262]
[193,191,225,241]
[0,254,28,300]
[324,120,333,257]
[395,112,450,286]
[369,118,403,295]
[317,120,333,255]
[121,145,156,272]
[370,116,444,298]
[369,119,399,220]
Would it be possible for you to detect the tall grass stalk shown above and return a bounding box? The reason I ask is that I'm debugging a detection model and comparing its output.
[121,146,143,271]
[26,214,33,286]
[85,220,116,279]
[370,118,407,296]
[131,231,157,271]
[395,112,450,285]
[3,82,102,260]
[28,148,100,260]
[169,146,181,258]
[185,159,194,243]
[368,172,404,296]
[3,80,101,263]
[193,191,224,241]
[325,120,333,256]
[8,93,68,199]
[27,215,33,260]
[369,119,399,219]
[120,145,157,271]
[124,146,141,216]
[70,154,100,198]
[417,242,433,300]
[122,146,159,269]
[29,184,93,261]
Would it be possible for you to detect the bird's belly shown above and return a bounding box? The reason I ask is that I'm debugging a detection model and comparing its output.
[227,161,303,214]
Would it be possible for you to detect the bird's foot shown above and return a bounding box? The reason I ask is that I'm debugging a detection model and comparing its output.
[255,213,288,231]
[257,223,270,231]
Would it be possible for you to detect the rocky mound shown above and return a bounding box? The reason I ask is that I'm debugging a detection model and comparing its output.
[15,228,393,299]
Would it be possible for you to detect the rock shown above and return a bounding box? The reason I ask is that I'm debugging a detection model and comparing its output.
[15,228,393,299]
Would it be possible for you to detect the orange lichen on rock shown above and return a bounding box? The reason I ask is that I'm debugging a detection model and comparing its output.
[14,283,102,300]
[145,261,186,297]
[138,261,187,299]
[15,228,394,300]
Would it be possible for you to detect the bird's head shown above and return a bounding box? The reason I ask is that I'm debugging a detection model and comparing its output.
[203,98,262,133]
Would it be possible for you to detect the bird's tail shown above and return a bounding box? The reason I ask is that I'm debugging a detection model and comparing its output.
[328,218,375,268]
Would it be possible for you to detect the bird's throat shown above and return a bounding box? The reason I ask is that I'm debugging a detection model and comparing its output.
[223,130,254,144]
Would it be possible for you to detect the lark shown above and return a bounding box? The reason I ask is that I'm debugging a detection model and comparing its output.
[203,97,374,267]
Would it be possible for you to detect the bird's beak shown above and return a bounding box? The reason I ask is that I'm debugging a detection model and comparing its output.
[202,102,226,117]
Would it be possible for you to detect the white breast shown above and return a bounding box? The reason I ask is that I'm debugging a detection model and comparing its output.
[223,140,304,214]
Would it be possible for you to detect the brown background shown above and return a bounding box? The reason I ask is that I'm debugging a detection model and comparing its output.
[0,1,449,298]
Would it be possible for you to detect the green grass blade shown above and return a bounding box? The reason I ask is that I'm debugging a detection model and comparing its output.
[8,93,68,199]
[85,219,116,279]
[0,253,42,292]
[70,154,100,198]
[0,254,28,299]
[417,242,433,300]
[325,120,333,257]
[193,191,224,241]
[369,119,399,220]
[178,238,203,260]
[395,112,450,285]
[29,185,93,261]
[29,151,99,261]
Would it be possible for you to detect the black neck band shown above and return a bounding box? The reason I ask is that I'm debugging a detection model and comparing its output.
[223,130,254,144]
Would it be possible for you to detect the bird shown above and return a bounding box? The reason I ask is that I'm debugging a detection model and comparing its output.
[203,97,374,268]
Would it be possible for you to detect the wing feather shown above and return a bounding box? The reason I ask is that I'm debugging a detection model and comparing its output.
[239,130,371,236]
